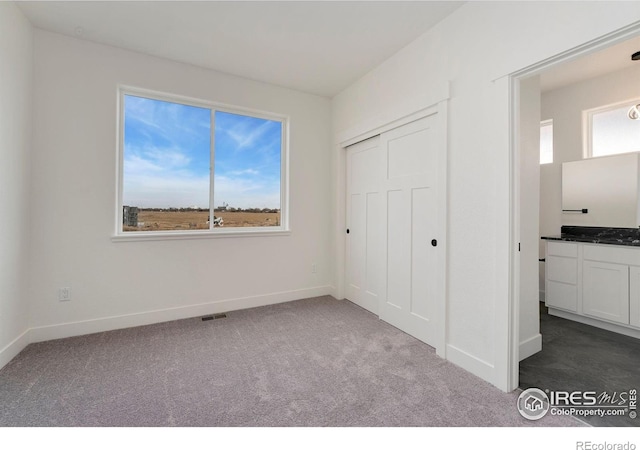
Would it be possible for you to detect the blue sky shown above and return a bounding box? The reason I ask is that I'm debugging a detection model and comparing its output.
[123,95,282,209]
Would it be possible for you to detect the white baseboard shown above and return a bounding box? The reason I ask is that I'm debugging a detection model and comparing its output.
[446,343,495,385]
[29,285,334,344]
[519,333,542,361]
[327,285,340,300]
[0,329,30,371]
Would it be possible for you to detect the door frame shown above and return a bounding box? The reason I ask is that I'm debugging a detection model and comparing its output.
[335,83,450,357]
[507,22,640,391]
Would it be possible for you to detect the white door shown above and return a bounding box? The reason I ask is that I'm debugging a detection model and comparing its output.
[378,114,444,348]
[345,136,381,314]
[582,260,630,325]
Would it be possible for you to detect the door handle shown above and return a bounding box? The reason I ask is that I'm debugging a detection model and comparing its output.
[431,239,437,247]
[346,229,350,234]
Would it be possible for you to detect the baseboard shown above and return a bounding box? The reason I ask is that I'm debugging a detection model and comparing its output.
[0,329,30,371]
[446,343,495,385]
[327,285,340,300]
[29,285,334,344]
[519,333,542,361]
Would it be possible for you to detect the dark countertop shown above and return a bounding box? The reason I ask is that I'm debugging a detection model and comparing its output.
[542,226,640,247]
[542,234,640,246]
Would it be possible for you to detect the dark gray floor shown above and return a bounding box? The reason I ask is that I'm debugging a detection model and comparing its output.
[520,303,640,427]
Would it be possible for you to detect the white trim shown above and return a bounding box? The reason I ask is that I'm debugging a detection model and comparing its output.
[112,229,291,242]
[506,21,640,81]
[493,74,517,393]
[334,140,347,301]
[119,85,289,123]
[509,74,521,392]
[116,89,125,234]
[446,344,495,384]
[508,22,640,393]
[549,308,640,339]
[0,329,30,371]
[115,85,290,238]
[28,286,334,344]
[435,99,449,358]
[339,104,439,148]
[210,106,217,231]
[519,333,542,361]
[335,81,450,146]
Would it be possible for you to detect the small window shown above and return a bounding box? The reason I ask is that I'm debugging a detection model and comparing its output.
[118,87,288,237]
[586,100,640,158]
[540,120,553,164]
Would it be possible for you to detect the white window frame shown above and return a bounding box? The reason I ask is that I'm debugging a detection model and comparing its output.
[584,98,640,159]
[113,85,290,242]
[539,119,553,165]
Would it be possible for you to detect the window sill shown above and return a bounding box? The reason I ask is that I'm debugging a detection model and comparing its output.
[111,228,291,242]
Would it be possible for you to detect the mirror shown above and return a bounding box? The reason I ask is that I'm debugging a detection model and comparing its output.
[561,152,640,228]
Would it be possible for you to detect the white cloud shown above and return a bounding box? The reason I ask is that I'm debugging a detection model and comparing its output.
[213,175,280,209]
[143,147,191,169]
[229,168,260,176]
[123,173,210,209]
[225,120,278,150]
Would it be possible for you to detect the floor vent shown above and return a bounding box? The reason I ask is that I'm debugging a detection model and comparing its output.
[202,313,227,321]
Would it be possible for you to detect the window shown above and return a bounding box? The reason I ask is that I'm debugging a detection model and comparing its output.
[586,100,640,158]
[540,120,553,164]
[117,87,288,237]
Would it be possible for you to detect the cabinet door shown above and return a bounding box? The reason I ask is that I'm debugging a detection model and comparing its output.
[629,266,640,328]
[546,281,578,312]
[545,252,578,312]
[582,261,629,325]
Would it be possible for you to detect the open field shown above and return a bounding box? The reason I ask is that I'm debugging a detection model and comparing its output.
[123,210,280,232]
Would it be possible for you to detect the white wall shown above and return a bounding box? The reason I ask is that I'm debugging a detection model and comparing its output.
[333,1,640,390]
[0,3,33,367]
[519,76,541,361]
[540,64,640,293]
[28,30,333,340]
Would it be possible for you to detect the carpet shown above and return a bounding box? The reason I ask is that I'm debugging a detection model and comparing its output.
[0,296,581,427]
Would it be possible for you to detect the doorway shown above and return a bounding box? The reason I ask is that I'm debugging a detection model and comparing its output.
[511,24,640,424]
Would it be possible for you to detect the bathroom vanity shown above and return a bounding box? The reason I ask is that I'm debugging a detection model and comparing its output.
[543,226,640,339]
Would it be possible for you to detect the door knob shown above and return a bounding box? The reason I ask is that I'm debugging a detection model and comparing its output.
[431,239,437,247]
[346,229,350,234]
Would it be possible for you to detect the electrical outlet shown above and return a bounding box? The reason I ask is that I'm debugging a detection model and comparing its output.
[311,263,317,274]
[58,287,71,302]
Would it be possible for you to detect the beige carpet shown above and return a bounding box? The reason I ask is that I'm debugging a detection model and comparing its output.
[0,296,581,427]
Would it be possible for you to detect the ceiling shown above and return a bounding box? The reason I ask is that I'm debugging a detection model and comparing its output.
[540,34,640,93]
[17,1,464,97]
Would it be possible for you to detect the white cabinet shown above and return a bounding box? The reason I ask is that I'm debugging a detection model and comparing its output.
[545,242,578,312]
[545,240,640,337]
[582,260,629,325]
